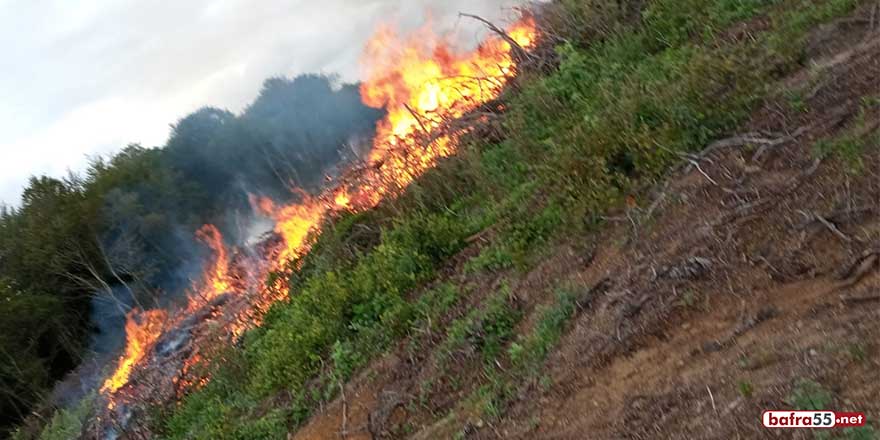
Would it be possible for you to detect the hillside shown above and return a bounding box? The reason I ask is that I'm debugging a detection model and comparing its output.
[5,0,879,439]
[287,4,880,438]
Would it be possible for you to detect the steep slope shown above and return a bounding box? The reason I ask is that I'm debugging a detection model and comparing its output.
[288,4,879,440]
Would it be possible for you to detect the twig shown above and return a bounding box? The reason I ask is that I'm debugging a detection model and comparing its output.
[836,251,879,288]
[869,2,878,30]
[812,211,852,243]
[459,13,535,63]
[338,380,348,439]
[658,143,719,185]
[706,385,718,415]
[403,103,433,142]
[690,159,719,185]
[841,295,880,306]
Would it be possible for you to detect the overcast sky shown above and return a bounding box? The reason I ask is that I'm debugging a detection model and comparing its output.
[0,0,528,205]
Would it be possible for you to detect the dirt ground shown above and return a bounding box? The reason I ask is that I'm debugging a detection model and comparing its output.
[290,8,880,440]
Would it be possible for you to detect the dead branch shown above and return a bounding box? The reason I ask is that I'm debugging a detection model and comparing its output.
[836,251,879,287]
[812,211,853,243]
[841,294,880,306]
[691,127,808,167]
[403,103,433,142]
[338,380,348,439]
[95,234,144,311]
[459,13,535,63]
[871,1,878,30]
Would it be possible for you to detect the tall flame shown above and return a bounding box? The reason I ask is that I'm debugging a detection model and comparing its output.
[100,309,167,395]
[337,16,538,209]
[190,224,231,309]
[251,194,326,270]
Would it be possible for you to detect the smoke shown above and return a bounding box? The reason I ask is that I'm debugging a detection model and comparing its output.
[1,1,536,207]
[163,75,383,218]
[89,287,135,356]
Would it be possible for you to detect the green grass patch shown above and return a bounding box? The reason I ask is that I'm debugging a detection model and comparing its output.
[437,284,522,369]
[814,102,879,173]
[458,287,581,425]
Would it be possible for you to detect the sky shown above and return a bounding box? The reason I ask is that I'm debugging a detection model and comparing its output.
[0,0,528,205]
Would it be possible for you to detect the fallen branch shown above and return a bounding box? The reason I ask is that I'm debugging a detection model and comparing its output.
[836,251,879,288]
[338,380,348,439]
[686,126,809,168]
[841,295,880,306]
[812,211,852,243]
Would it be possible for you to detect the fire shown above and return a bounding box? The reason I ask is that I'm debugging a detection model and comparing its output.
[100,309,167,395]
[343,16,538,208]
[251,195,326,269]
[191,224,231,309]
[99,14,537,411]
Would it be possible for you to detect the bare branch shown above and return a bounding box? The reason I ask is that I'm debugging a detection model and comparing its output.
[459,13,535,63]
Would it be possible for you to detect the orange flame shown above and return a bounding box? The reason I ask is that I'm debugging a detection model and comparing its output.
[100,15,537,405]
[190,224,231,309]
[342,16,538,208]
[251,195,326,269]
[100,309,167,396]
[250,16,537,298]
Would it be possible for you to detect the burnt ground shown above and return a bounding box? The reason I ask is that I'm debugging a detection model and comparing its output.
[289,8,880,440]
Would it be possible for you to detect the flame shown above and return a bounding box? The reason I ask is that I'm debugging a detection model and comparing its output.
[342,16,538,208]
[100,15,537,407]
[333,187,351,209]
[191,224,231,309]
[100,309,167,396]
[251,195,326,269]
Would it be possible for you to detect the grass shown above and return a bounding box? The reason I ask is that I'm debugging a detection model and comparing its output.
[455,287,582,425]
[738,380,754,398]
[508,288,579,374]
[464,244,514,274]
[846,343,867,363]
[814,101,880,173]
[437,283,522,370]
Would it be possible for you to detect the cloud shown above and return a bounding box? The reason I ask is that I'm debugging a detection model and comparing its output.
[0,0,528,205]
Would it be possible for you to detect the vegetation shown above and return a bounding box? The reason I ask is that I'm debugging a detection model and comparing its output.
[16,394,95,440]
[156,1,866,437]
[814,100,880,172]
[789,380,876,440]
[4,0,872,438]
[0,74,380,437]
